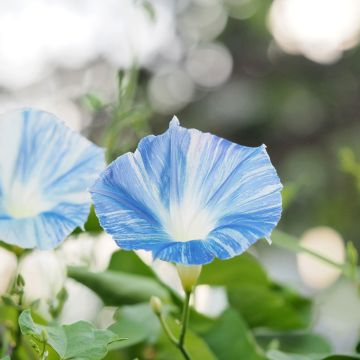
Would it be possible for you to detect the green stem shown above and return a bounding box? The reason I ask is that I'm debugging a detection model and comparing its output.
[179,291,191,349]
[11,288,24,358]
[40,339,48,360]
[298,245,343,269]
[271,230,344,269]
[155,291,192,360]
[178,345,191,360]
[158,314,178,347]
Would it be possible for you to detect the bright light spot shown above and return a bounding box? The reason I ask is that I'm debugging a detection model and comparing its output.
[0,0,178,89]
[186,42,233,88]
[148,66,195,114]
[0,99,82,132]
[31,99,83,131]
[0,247,17,295]
[297,227,345,289]
[268,0,360,63]
[179,0,228,42]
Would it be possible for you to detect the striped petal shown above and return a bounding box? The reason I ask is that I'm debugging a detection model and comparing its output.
[91,117,282,265]
[0,108,104,249]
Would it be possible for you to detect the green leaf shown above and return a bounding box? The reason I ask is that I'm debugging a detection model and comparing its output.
[267,350,360,360]
[256,332,331,354]
[199,248,311,331]
[0,304,19,324]
[72,206,102,234]
[228,284,311,330]
[84,206,103,233]
[107,250,185,309]
[199,253,269,287]
[156,315,217,360]
[188,309,217,334]
[67,267,170,306]
[0,356,10,360]
[108,303,216,359]
[19,309,123,360]
[109,303,160,350]
[202,308,266,360]
[108,251,155,278]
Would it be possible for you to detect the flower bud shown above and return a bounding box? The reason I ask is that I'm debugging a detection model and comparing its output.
[150,296,163,315]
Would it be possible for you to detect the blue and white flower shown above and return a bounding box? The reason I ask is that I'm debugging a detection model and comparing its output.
[0,108,104,249]
[91,117,282,265]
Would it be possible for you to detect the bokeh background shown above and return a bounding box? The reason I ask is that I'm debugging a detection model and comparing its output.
[1,0,360,241]
[1,0,360,356]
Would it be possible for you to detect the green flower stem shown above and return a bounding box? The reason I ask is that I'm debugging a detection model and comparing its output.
[39,338,48,360]
[154,291,192,360]
[158,313,178,347]
[11,277,24,358]
[179,291,191,350]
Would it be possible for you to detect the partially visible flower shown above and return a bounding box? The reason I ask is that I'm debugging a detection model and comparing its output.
[0,108,104,249]
[58,233,118,272]
[91,117,282,265]
[0,247,17,295]
[19,250,66,317]
[59,279,103,324]
[19,249,103,323]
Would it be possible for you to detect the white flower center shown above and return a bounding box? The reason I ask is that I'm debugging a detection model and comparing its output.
[163,199,215,242]
[5,182,51,219]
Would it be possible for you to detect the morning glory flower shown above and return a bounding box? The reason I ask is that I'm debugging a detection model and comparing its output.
[91,117,282,265]
[0,108,104,249]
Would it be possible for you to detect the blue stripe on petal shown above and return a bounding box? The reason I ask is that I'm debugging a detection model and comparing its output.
[154,240,215,265]
[90,152,170,248]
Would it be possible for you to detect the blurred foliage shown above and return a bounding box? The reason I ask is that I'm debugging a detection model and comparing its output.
[339,148,360,193]
[1,235,359,359]
[84,66,152,163]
